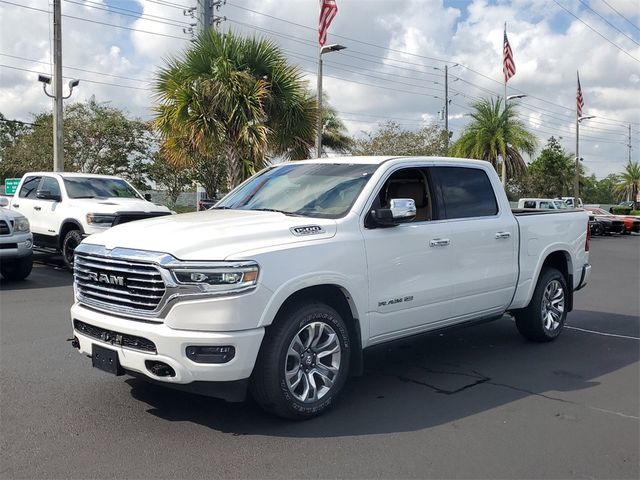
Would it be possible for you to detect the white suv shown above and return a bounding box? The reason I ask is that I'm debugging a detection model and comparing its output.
[9,173,171,268]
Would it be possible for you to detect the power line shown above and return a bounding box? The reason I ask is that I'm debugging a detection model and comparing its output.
[0,53,150,84]
[0,1,191,40]
[551,0,640,63]
[598,0,640,32]
[0,63,152,91]
[64,0,191,28]
[145,0,191,10]
[574,0,640,47]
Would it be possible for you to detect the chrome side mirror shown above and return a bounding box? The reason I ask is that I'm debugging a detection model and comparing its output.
[389,198,416,221]
[0,197,8,207]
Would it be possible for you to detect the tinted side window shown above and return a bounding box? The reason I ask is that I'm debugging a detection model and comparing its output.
[433,167,498,219]
[18,176,41,199]
[523,201,535,208]
[40,177,61,197]
[539,201,552,209]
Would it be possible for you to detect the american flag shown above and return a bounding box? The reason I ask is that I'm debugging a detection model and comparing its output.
[318,0,338,46]
[503,25,516,83]
[576,71,584,118]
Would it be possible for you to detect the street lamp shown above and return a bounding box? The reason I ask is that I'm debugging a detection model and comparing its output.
[499,94,528,186]
[574,115,596,200]
[316,44,346,158]
[38,74,79,172]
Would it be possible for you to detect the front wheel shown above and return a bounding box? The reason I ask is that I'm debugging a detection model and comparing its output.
[62,229,82,270]
[0,255,33,281]
[250,302,351,419]
[515,267,568,342]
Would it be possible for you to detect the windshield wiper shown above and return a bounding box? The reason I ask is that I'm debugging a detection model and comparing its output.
[249,208,302,216]
[210,206,231,209]
[72,195,96,199]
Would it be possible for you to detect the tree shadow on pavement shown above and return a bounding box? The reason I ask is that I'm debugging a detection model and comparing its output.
[126,313,639,438]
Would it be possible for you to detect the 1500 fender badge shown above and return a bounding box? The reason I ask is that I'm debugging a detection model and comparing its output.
[378,296,414,307]
[290,225,325,236]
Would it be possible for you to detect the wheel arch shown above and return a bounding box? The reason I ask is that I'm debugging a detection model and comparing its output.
[266,284,364,376]
[536,249,574,312]
[58,219,84,249]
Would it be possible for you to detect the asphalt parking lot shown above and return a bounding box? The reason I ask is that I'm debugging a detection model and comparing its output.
[1,236,638,479]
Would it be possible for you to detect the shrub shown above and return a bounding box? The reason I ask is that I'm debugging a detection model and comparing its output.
[629,210,640,216]
[611,206,632,215]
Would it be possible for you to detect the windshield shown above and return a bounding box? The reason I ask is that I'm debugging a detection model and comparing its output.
[64,177,142,199]
[216,163,378,218]
[588,208,610,216]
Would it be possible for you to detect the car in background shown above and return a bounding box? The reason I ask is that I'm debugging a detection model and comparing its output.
[0,198,33,281]
[584,207,625,235]
[562,197,583,208]
[518,198,569,209]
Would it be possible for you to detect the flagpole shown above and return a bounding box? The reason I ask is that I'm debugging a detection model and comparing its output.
[501,22,508,187]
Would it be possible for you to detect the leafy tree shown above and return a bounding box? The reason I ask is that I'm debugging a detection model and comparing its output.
[614,161,640,202]
[1,99,153,186]
[147,152,194,209]
[451,97,537,179]
[192,154,227,200]
[154,30,317,189]
[581,173,618,204]
[350,121,448,156]
[525,137,574,197]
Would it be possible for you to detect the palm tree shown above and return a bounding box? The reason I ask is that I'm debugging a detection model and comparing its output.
[154,30,317,189]
[614,161,640,202]
[451,97,537,179]
[320,102,352,154]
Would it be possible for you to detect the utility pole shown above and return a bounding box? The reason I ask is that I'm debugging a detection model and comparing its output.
[444,64,449,151]
[197,0,225,34]
[628,124,632,163]
[53,0,64,172]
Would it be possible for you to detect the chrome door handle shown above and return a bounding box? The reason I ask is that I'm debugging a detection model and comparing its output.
[13,204,19,208]
[34,206,41,211]
[495,231,511,239]
[429,238,450,247]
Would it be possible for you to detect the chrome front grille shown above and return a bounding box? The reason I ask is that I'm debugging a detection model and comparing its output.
[74,252,166,315]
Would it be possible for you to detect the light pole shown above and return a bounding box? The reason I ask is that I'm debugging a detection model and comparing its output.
[434,64,460,151]
[574,115,595,200]
[316,44,346,158]
[38,75,79,172]
[500,94,527,186]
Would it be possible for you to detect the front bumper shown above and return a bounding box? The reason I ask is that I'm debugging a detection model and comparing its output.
[0,233,33,259]
[71,303,264,388]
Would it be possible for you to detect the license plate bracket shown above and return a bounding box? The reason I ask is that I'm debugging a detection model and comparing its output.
[92,344,123,376]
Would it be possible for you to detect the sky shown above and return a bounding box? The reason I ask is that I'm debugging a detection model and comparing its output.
[0,0,639,179]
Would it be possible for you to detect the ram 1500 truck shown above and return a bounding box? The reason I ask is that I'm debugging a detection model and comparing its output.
[69,157,591,419]
[9,172,171,269]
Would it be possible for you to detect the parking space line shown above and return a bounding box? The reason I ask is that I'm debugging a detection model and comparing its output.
[565,325,640,340]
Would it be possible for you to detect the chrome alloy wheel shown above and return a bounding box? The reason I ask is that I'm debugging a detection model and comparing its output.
[284,322,341,403]
[541,279,565,331]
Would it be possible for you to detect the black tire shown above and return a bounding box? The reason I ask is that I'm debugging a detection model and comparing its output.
[250,301,351,419]
[515,267,568,342]
[592,223,604,236]
[0,254,33,281]
[62,229,82,270]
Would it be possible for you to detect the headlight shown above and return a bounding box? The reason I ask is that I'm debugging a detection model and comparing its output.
[170,264,259,293]
[14,217,30,232]
[86,213,116,226]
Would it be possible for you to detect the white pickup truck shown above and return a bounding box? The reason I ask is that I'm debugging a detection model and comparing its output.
[9,172,171,268]
[69,157,591,419]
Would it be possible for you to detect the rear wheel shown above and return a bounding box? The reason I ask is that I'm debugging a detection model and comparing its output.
[515,267,567,342]
[592,223,603,236]
[250,301,351,419]
[0,255,33,281]
[62,229,82,270]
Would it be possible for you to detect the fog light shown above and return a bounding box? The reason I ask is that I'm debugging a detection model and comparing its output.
[24,240,32,249]
[186,346,235,364]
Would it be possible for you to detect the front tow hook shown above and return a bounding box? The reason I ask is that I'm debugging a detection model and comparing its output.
[67,336,80,349]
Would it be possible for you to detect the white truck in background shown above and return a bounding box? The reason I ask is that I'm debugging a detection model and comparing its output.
[69,156,591,419]
[9,173,171,269]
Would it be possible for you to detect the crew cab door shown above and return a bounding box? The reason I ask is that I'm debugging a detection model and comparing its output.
[10,175,41,231]
[32,175,63,238]
[361,166,456,342]
[430,166,518,319]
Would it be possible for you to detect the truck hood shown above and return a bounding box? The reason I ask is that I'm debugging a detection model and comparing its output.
[0,206,26,221]
[67,197,171,214]
[84,209,338,260]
